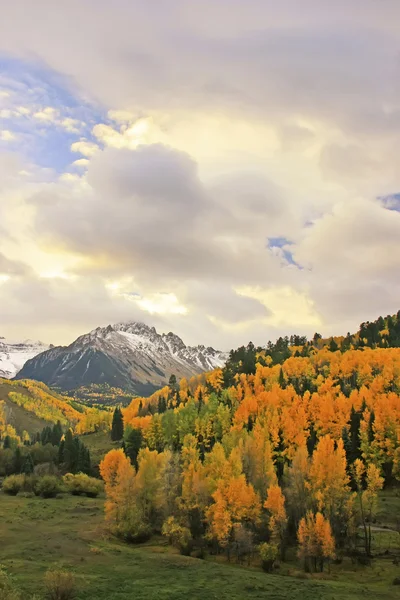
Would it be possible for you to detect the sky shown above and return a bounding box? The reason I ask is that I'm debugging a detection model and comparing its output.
[0,1,400,350]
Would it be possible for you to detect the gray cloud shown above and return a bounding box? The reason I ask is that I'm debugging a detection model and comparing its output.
[31,144,288,287]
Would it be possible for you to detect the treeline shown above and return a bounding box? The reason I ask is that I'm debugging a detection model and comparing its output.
[223,310,400,385]
[0,421,92,477]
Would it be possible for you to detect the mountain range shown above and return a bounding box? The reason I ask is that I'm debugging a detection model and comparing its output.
[14,322,227,395]
[0,337,49,379]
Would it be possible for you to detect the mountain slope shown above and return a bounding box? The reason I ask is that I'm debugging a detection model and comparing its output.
[0,337,49,378]
[15,322,227,395]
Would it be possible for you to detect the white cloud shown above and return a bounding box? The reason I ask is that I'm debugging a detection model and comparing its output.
[60,117,82,133]
[33,106,59,122]
[70,139,100,157]
[71,158,89,168]
[0,130,17,141]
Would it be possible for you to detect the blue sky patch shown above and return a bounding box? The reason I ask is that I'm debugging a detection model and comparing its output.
[378,193,400,213]
[267,236,302,269]
[0,56,108,172]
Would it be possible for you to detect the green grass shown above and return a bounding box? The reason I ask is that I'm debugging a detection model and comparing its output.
[1,493,399,600]
[79,430,118,465]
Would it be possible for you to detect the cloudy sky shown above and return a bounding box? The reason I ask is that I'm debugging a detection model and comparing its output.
[0,1,400,350]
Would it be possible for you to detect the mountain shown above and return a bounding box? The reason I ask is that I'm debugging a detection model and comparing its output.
[15,322,228,395]
[0,337,49,379]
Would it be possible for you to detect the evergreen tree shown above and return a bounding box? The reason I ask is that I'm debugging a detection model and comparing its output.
[197,390,204,413]
[278,367,286,389]
[124,427,143,470]
[3,435,11,449]
[21,453,34,475]
[13,446,23,473]
[63,429,78,472]
[169,373,178,392]
[307,426,317,455]
[111,407,124,441]
[51,421,63,446]
[157,397,167,414]
[328,337,339,352]
[368,410,375,444]
[41,426,52,445]
[58,440,65,465]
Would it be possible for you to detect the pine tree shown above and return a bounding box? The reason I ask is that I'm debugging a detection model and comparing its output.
[22,453,34,475]
[328,338,338,352]
[58,440,65,465]
[169,374,178,392]
[125,427,143,470]
[64,429,78,472]
[111,407,124,441]
[278,368,286,389]
[13,447,23,473]
[51,421,63,446]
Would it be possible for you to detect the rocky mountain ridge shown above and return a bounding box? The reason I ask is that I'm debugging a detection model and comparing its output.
[15,322,227,395]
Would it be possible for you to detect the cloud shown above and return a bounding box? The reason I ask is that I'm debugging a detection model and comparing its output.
[0,253,30,276]
[70,140,100,157]
[33,106,59,122]
[0,130,17,141]
[0,2,400,349]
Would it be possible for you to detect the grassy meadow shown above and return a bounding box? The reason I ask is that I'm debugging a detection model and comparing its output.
[1,490,399,600]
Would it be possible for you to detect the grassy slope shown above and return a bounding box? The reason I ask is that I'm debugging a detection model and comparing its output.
[1,493,399,600]
[79,430,118,465]
[0,379,49,434]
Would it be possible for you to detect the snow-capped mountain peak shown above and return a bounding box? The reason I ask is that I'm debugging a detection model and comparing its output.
[15,321,228,395]
[0,337,50,379]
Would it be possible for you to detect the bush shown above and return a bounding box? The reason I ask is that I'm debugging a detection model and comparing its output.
[115,507,152,543]
[16,491,35,498]
[162,516,192,555]
[2,474,25,496]
[63,473,103,498]
[0,567,20,599]
[258,542,279,572]
[44,569,76,600]
[34,475,62,498]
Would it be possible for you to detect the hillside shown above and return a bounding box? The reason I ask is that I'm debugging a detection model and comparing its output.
[15,321,227,395]
[0,378,112,444]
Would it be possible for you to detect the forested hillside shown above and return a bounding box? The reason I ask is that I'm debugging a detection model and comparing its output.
[0,378,112,439]
[97,312,400,574]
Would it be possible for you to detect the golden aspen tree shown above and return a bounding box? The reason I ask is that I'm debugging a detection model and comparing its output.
[206,474,261,550]
[297,511,335,572]
[309,435,351,541]
[264,484,288,559]
[353,459,384,557]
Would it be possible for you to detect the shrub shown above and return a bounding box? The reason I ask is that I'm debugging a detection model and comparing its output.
[63,473,103,498]
[162,517,192,555]
[259,542,279,573]
[2,474,25,496]
[35,475,62,498]
[0,566,20,599]
[44,569,76,600]
[16,491,35,499]
[115,507,152,543]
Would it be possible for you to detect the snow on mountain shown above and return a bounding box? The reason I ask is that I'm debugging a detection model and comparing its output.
[0,337,49,378]
[15,322,228,395]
